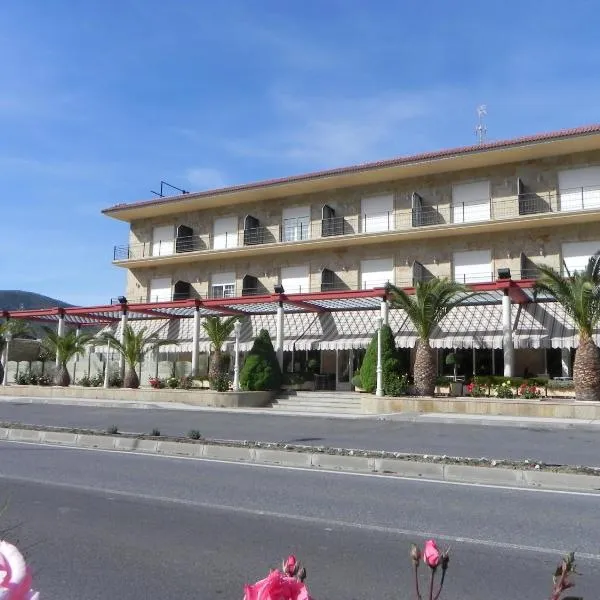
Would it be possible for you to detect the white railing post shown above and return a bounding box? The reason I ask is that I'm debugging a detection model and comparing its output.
[233,320,241,391]
[376,317,384,397]
[192,306,200,376]
[502,292,514,377]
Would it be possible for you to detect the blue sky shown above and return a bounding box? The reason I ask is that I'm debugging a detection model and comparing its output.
[1,0,599,306]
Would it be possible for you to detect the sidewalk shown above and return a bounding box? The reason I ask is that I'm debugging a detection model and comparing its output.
[1,394,599,429]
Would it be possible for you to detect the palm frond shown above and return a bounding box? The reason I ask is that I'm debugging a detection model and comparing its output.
[42,327,93,366]
[202,316,239,351]
[535,259,600,337]
[388,278,472,340]
[95,324,175,368]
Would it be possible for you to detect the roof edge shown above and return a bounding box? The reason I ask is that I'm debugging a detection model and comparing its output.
[103,123,600,215]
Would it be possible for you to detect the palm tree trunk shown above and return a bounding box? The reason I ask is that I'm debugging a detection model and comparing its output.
[574,335,600,401]
[414,338,436,396]
[209,349,222,380]
[123,366,140,389]
[53,364,71,387]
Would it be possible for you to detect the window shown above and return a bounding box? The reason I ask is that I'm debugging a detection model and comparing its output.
[558,167,600,212]
[360,258,393,289]
[173,280,191,300]
[361,195,393,233]
[453,250,492,283]
[213,216,238,249]
[242,274,260,296]
[175,225,195,253]
[243,215,264,245]
[452,181,491,223]
[152,225,174,256]
[282,206,310,242]
[561,241,600,274]
[211,272,236,298]
[281,265,310,294]
[149,277,172,302]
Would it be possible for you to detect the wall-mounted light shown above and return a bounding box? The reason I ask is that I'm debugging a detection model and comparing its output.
[274,283,285,294]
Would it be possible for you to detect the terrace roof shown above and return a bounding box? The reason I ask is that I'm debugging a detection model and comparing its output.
[1,280,542,326]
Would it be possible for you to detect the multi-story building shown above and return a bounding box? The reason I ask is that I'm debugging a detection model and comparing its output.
[101,124,600,388]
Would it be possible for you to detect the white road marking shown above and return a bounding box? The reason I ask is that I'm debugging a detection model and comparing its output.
[1,438,599,497]
[1,470,599,562]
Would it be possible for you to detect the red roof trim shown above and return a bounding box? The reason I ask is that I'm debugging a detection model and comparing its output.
[103,124,600,214]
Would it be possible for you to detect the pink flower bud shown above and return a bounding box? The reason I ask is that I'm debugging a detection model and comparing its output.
[283,555,298,577]
[423,539,441,569]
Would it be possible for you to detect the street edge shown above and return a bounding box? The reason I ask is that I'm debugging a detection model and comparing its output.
[1,425,599,493]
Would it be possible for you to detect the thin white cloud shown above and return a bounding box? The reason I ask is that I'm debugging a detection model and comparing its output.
[185,167,228,190]
[224,87,446,168]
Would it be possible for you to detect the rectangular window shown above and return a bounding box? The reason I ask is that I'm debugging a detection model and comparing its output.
[211,272,236,298]
[561,241,600,274]
[452,181,491,223]
[453,249,492,283]
[360,258,394,289]
[213,216,238,249]
[152,225,175,256]
[361,195,393,233]
[149,277,172,302]
[558,167,600,212]
[282,206,310,242]
[281,265,310,294]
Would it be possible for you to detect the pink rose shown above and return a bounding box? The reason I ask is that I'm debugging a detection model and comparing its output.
[244,570,312,600]
[0,540,39,599]
[423,539,441,569]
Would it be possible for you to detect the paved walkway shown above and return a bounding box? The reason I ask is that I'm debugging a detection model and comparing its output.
[0,395,598,466]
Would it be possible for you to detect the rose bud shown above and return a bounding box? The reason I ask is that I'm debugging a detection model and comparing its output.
[410,543,421,567]
[423,539,441,569]
[283,555,298,577]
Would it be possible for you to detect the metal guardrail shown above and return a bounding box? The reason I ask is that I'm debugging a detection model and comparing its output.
[113,187,600,261]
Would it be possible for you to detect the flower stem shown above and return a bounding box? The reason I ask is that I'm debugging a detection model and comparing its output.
[428,568,436,600]
[413,565,422,600]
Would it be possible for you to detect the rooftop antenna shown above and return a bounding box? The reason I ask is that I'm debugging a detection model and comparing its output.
[475,105,487,144]
[150,180,189,198]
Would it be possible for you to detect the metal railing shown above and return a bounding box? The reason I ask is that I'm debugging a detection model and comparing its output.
[112,186,600,261]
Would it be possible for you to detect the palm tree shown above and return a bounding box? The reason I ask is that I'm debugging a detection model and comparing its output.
[42,327,93,386]
[535,255,600,401]
[202,316,239,380]
[0,320,32,382]
[388,279,470,396]
[98,324,174,389]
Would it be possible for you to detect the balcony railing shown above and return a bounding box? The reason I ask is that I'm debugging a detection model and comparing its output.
[112,187,600,261]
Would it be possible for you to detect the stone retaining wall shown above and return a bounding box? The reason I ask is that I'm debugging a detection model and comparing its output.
[0,385,275,408]
[361,395,600,419]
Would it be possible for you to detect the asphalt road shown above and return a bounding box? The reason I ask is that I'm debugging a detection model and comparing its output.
[1,400,599,465]
[0,440,599,599]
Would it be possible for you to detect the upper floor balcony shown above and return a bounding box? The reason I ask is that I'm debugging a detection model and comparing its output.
[112,185,600,266]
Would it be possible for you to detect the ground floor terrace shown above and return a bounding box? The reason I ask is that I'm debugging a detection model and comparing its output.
[0,280,585,391]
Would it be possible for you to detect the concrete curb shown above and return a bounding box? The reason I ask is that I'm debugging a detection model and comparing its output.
[1,425,599,493]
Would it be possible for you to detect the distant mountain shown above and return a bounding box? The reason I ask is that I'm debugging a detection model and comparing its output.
[0,290,73,311]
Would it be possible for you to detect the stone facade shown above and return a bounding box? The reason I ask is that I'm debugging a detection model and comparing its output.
[120,149,600,301]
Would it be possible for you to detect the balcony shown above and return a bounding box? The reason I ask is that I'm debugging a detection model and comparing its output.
[112,187,600,265]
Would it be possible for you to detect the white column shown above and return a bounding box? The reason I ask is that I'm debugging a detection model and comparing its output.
[233,320,241,391]
[502,293,514,377]
[119,310,128,376]
[55,313,65,367]
[2,333,11,386]
[191,307,200,376]
[276,302,284,370]
[103,340,111,388]
[380,300,389,326]
[376,317,384,397]
[561,348,571,377]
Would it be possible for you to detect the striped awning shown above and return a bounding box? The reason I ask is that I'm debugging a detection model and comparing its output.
[319,309,418,349]
[429,304,505,349]
[513,302,600,349]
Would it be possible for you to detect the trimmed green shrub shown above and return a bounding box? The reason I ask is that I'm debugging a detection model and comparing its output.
[210,373,230,391]
[357,325,399,393]
[240,329,282,391]
[383,358,409,396]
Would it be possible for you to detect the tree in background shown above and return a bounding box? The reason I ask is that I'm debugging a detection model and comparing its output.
[42,328,93,386]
